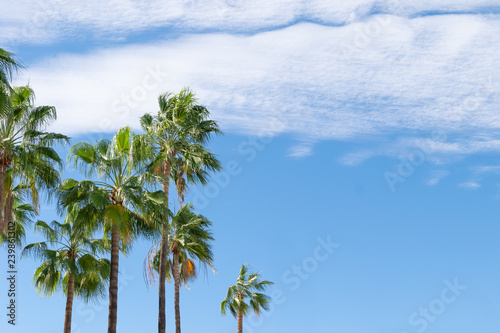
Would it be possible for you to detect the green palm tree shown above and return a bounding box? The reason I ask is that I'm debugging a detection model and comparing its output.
[221,264,274,333]
[139,87,221,333]
[22,206,110,333]
[144,203,214,333]
[169,203,214,333]
[58,126,161,333]
[146,246,198,287]
[0,85,69,234]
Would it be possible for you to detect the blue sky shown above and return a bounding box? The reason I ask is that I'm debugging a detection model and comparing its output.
[1,1,500,332]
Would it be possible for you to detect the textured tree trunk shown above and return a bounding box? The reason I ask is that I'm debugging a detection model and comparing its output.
[158,160,171,333]
[63,274,75,333]
[108,222,120,333]
[3,191,13,230]
[173,248,181,333]
[0,164,7,233]
[237,311,243,333]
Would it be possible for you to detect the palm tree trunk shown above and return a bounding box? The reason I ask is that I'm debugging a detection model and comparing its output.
[173,248,181,333]
[237,311,243,333]
[108,222,120,333]
[3,191,13,230]
[158,160,171,333]
[0,164,7,232]
[63,274,75,333]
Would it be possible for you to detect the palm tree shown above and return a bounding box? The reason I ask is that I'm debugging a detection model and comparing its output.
[139,87,221,333]
[0,85,69,234]
[22,206,110,333]
[170,203,214,333]
[144,203,214,333]
[58,127,161,333]
[221,264,274,333]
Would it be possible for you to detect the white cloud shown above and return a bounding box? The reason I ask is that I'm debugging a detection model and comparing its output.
[458,181,481,189]
[288,144,313,158]
[339,150,379,166]
[427,170,450,186]
[13,14,500,145]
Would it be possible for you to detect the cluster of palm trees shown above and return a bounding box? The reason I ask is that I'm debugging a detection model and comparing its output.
[0,48,273,333]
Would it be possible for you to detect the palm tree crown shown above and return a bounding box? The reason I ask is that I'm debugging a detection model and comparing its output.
[221,264,274,333]
[0,85,69,234]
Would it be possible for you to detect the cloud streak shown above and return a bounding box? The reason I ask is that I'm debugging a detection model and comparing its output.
[2,0,500,45]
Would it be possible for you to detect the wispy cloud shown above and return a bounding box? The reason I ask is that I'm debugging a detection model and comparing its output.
[2,0,500,45]
[288,144,313,158]
[472,165,500,174]
[340,136,500,167]
[427,170,450,186]
[458,181,481,189]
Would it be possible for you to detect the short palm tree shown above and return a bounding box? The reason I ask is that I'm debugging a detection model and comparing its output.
[58,127,160,333]
[221,264,274,333]
[0,85,68,234]
[169,203,214,333]
[139,87,221,333]
[22,206,110,333]
[144,203,214,333]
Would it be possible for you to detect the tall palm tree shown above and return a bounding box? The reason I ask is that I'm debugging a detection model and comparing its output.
[139,87,221,333]
[0,85,68,234]
[22,206,111,333]
[58,127,161,333]
[221,264,274,333]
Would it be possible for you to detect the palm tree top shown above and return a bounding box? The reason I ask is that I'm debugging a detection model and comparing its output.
[141,88,222,149]
[21,207,111,302]
[221,264,274,318]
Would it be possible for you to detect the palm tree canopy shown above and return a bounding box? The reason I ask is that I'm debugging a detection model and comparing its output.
[22,206,111,302]
[145,203,214,286]
[58,126,164,246]
[0,84,69,234]
[140,88,222,188]
[146,246,198,286]
[221,264,274,318]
